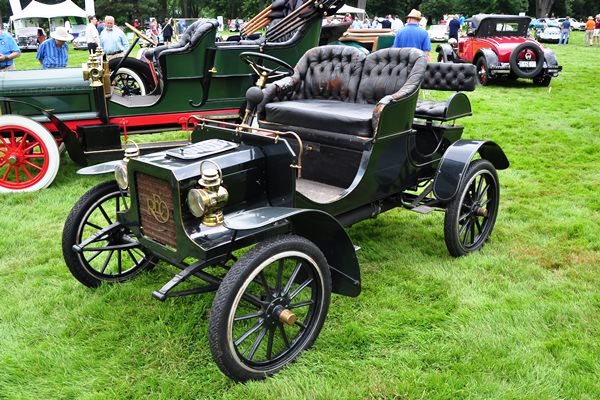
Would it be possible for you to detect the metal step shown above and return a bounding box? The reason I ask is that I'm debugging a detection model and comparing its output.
[411,205,435,214]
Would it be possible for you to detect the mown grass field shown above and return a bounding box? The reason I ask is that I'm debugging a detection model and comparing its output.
[1,31,599,399]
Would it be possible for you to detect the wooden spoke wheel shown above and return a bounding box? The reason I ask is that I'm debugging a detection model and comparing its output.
[444,160,500,257]
[62,180,157,287]
[0,115,60,192]
[209,235,331,381]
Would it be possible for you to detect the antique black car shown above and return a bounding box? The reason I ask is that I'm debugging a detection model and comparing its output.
[62,46,509,381]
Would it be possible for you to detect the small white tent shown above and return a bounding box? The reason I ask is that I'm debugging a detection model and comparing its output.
[338,4,366,18]
[11,0,87,19]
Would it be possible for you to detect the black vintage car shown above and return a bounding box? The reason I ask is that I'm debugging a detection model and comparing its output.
[62,46,509,381]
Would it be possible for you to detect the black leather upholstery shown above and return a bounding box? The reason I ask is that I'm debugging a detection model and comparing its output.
[265,99,375,137]
[257,45,426,148]
[357,48,426,104]
[144,20,218,61]
[415,92,472,121]
[421,62,476,91]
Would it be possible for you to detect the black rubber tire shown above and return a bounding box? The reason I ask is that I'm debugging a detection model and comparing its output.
[109,58,155,96]
[475,57,491,86]
[62,180,157,288]
[509,42,544,78]
[533,74,552,87]
[208,235,331,381]
[444,160,500,257]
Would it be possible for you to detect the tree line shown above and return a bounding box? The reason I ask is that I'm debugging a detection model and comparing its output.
[1,0,597,26]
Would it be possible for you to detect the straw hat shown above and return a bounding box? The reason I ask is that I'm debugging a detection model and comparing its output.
[51,26,74,41]
[588,16,593,20]
[407,9,422,20]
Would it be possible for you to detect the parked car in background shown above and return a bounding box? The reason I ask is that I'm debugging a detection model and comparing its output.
[14,27,45,51]
[535,26,560,43]
[529,18,560,30]
[556,17,585,31]
[437,14,562,87]
[228,18,244,32]
[428,24,449,42]
[72,30,88,50]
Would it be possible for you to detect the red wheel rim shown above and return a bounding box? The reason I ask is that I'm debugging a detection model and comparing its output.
[0,125,51,190]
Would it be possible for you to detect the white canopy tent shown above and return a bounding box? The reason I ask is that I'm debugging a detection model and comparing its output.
[337,4,366,18]
[10,0,88,36]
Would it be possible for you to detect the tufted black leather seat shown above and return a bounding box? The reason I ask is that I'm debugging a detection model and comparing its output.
[144,19,218,62]
[414,62,476,121]
[258,45,427,149]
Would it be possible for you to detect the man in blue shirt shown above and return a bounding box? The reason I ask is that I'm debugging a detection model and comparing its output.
[36,26,72,69]
[448,15,461,41]
[558,17,570,45]
[393,9,431,60]
[100,16,129,61]
[0,24,21,71]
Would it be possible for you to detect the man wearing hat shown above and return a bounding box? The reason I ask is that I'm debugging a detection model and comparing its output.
[585,16,595,46]
[36,26,73,69]
[0,23,21,71]
[393,9,431,60]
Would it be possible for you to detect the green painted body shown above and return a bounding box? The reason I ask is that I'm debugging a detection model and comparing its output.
[0,18,322,122]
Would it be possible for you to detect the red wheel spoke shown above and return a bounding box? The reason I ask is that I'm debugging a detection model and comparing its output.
[14,167,21,183]
[23,161,43,171]
[24,152,46,159]
[19,165,34,180]
[0,134,10,148]
[17,133,29,149]
[23,141,41,153]
[2,165,12,180]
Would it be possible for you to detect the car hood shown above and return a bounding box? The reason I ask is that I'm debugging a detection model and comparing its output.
[0,68,89,92]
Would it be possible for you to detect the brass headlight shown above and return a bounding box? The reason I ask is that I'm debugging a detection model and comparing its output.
[114,162,128,190]
[187,188,209,218]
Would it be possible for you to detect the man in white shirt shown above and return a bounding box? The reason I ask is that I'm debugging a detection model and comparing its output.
[99,16,129,61]
[86,15,100,54]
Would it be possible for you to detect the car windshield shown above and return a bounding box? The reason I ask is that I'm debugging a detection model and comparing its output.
[16,27,39,36]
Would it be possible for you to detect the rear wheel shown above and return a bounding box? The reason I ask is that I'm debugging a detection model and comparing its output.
[444,160,500,257]
[510,42,544,78]
[62,180,157,287]
[0,115,60,192]
[209,235,331,381]
[109,58,155,96]
[533,74,552,86]
[475,58,491,86]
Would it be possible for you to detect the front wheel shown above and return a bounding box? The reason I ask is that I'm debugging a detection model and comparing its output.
[0,115,60,192]
[208,235,331,381]
[444,160,500,257]
[62,180,157,288]
[475,58,491,86]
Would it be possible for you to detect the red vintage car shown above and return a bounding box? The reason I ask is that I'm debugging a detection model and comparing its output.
[437,14,562,86]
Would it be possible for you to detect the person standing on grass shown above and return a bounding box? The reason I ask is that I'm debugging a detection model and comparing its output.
[585,16,595,46]
[36,27,73,69]
[393,9,431,60]
[162,18,173,45]
[558,17,570,45]
[86,15,100,54]
[100,16,129,61]
[448,15,461,42]
[594,15,600,46]
[0,24,21,71]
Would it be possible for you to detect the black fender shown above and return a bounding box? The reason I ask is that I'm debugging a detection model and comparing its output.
[543,48,558,67]
[224,207,361,297]
[0,96,87,166]
[474,48,499,68]
[436,44,456,62]
[433,140,509,202]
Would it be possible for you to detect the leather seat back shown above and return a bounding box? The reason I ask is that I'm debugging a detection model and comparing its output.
[356,48,426,104]
[289,45,366,102]
[145,20,218,61]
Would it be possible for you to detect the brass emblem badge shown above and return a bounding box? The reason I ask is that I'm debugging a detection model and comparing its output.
[147,194,170,224]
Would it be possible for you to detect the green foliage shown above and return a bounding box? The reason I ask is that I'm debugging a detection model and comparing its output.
[1,31,600,398]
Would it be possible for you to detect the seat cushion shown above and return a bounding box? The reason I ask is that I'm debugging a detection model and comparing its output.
[415,100,448,120]
[264,99,375,137]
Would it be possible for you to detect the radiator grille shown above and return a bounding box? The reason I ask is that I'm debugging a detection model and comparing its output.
[136,173,178,248]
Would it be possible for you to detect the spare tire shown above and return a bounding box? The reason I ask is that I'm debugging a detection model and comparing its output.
[509,42,544,78]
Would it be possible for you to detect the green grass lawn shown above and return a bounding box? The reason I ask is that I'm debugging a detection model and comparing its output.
[1,31,599,399]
